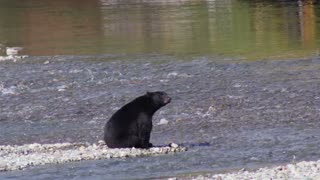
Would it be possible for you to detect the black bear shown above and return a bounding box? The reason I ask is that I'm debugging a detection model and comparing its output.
[104,91,171,148]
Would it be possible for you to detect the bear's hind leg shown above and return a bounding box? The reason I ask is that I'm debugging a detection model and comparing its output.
[120,135,143,148]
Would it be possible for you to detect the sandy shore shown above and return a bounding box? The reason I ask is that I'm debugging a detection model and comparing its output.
[188,160,320,180]
[0,142,186,171]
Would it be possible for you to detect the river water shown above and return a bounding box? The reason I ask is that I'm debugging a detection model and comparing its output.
[1,0,320,180]
[1,0,320,59]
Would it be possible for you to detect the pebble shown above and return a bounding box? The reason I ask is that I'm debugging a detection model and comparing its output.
[6,47,23,56]
[0,55,28,62]
[169,143,179,148]
[157,118,169,125]
[0,142,187,172]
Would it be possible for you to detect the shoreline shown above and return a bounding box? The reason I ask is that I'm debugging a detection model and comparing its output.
[2,141,320,179]
[188,160,320,180]
[0,142,186,172]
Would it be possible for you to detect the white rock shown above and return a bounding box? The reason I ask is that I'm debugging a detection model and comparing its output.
[6,47,23,56]
[57,85,68,92]
[167,72,178,77]
[0,55,28,62]
[157,118,169,125]
[169,143,179,148]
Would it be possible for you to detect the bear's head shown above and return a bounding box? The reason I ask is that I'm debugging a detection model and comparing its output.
[146,91,171,107]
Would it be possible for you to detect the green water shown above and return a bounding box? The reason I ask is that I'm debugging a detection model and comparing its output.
[0,0,319,60]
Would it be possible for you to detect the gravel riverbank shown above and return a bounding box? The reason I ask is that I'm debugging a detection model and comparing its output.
[0,142,186,172]
[188,160,320,180]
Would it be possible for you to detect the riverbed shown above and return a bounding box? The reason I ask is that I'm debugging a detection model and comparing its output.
[1,55,320,179]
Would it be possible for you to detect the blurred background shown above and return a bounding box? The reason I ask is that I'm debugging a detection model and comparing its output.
[0,0,319,60]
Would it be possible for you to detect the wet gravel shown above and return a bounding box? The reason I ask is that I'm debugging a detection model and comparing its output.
[190,160,320,180]
[0,142,186,171]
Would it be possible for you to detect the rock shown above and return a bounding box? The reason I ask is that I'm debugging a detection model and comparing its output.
[97,140,105,146]
[167,72,178,78]
[169,143,179,148]
[57,85,68,92]
[6,47,23,56]
[79,146,85,151]
[0,55,28,62]
[157,118,169,125]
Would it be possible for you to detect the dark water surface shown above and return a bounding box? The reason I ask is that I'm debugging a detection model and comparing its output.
[1,0,320,59]
[0,55,320,179]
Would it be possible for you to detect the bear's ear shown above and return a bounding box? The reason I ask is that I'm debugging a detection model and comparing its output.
[146,91,152,96]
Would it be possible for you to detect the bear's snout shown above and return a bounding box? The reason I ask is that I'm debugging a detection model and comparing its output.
[163,95,171,104]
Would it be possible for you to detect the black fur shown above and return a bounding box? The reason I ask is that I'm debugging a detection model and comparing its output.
[104,91,171,148]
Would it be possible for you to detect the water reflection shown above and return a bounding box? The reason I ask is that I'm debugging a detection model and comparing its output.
[0,0,103,55]
[0,0,319,59]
